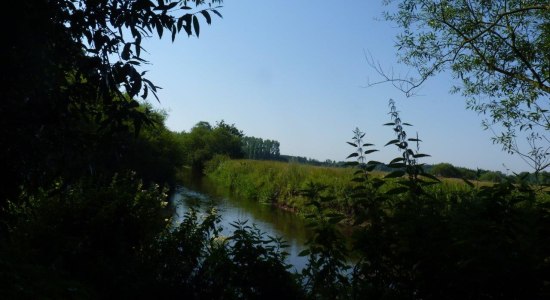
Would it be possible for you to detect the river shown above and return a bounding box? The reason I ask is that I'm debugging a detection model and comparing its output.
[170,175,311,272]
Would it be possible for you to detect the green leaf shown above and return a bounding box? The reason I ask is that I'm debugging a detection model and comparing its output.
[385,139,400,146]
[364,149,379,155]
[462,178,474,188]
[155,18,163,38]
[328,215,345,224]
[372,179,385,189]
[165,2,178,10]
[134,35,142,57]
[386,187,409,195]
[212,9,223,18]
[385,170,405,178]
[183,14,192,36]
[347,152,359,158]
[298,249,311,256]
[121,43,132,60]
[388,162,406,168]
[347,142,357,147]
[420,172,440,182]
[365,164,376,172]
[389,157,404,164]
[396,180,414,187]
[383,122,395,126]
[201,10,211,24]
[413,153,431,158]
[192,15,200,37]
[363,143,375,147]
[177,16,184,31]
[352,192,368,198]
[402,122,413,126]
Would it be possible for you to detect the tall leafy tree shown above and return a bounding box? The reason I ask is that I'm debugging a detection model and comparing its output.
[377,0,550,171]
[242,136,281,160]
[180,121,244,171]
[1,0,222,203]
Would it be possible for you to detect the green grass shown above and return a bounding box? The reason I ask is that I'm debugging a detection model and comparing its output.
[206,158,536,218]
[206,159,357,213]
[206,159,469,213]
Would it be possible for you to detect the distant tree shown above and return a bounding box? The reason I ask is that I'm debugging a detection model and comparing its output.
[430,163,462,178]
[242,136,281,160]
[479,171,507,183]
[216,120,244,137]
[455,167,478,180]
[180,121,244,171]
[376,0,550,172]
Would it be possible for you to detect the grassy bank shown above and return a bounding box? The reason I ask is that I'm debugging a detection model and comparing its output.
[206,159,353,213]
[205,158,477,217]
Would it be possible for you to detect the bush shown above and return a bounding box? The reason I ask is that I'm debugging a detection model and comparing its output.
[3,173,169,298]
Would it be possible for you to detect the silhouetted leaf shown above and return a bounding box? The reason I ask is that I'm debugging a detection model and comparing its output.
[201,10,211,24]
[389,157,404,164]
[171,26,177,42]
[165,2,178,10]
[396,180,413,187]
[420,172,440,182]
[155,19,163,37]
[385,170,405,178]
[183,14,192,35]
[347,153,359,158]
[385,139,400,146]
[364,149,379,155]
[212,9,223,18]
[386,187,409,195]
[328,215,345,224]
[462,178,474,188]
[365,164,377,172]
[388,162,406,168]
[192,15,200,37]
[121,43,132,60]
[177,16,184,31]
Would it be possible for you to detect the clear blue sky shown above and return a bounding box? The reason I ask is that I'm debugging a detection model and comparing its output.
[140,0,531,173]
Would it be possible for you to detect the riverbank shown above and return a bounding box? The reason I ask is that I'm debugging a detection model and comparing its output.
[206,159,357,215]
[205,158,476,220]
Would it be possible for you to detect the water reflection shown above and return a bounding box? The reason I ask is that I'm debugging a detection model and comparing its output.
[170,176,311,272]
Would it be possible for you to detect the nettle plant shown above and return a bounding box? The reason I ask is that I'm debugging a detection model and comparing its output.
[346,99,440,216]
[382,99,440,196]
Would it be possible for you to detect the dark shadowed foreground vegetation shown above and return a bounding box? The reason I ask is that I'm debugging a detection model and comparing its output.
[4,90,550,298]
[2,0,550,299]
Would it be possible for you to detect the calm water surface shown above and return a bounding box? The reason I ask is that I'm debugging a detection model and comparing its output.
[170,175,311,271]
